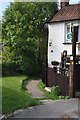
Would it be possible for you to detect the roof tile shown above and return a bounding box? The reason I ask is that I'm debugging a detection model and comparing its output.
[49,4,80,23]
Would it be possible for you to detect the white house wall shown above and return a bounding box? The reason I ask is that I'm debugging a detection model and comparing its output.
[48,21,80,68]
[78,21,80,42]
[78,21,80,55]
[48,23,65,67]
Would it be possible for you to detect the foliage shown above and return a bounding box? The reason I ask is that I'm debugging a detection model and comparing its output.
[45,86,61,100]
[37,80,45,91]
[2,76,40,114]
[2,2,58,76]
[0,20,2,40]
[38,81,70,100]
[21,77,29,90]
[2,63,19,76]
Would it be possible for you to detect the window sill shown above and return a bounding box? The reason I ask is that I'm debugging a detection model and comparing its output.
[63,42,80,45]
[76,42,80,44]
[63,42,72,44]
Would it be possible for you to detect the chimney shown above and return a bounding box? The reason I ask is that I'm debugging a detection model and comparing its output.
[61,0,69,9]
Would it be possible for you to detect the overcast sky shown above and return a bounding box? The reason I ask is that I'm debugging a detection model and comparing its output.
[0,0,80,18]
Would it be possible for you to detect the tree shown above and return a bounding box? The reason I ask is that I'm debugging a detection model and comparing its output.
[2,2,58,76]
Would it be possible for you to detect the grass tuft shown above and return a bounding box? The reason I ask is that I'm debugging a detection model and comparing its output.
[37,80,45,91]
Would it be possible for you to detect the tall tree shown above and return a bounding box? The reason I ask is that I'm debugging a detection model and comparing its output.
[2,2,58,76]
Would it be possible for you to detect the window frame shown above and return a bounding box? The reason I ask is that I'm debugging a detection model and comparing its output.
[65,23,73,43]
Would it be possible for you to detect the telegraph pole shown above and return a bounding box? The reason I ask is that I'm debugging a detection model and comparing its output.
[69,26,78,97]
[72,27,77,97]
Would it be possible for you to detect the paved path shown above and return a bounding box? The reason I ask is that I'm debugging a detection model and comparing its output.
[27,80,45,98]
[9,98,79,118]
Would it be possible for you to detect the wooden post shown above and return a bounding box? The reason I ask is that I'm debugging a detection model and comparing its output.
[69,27,78,97]
[69,61,74,97]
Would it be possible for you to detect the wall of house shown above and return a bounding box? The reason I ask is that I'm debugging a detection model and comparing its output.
[48,21,80,68]
[48,23,64,67]
[78,21,80,55]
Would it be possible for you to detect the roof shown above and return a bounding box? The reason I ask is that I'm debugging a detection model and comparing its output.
[49,4,80,23]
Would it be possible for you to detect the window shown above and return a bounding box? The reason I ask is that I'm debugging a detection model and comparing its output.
[65,23,79,43]
[65,23,73,43]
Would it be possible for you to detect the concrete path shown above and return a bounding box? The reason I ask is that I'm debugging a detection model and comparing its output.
[27,80,45,98]
[9,98,79,118]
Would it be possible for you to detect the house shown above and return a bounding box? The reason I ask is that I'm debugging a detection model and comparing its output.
[42,0,80,96]
[48,0,80,68]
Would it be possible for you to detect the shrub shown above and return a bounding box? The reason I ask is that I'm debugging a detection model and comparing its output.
[2,62,23,76]
[38,81,70,100]
[21,78,29,90]
[37,80,45,91]
[45,86,60,100]
[51,86,60,96]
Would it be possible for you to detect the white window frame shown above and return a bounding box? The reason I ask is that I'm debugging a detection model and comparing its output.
[65,23,73,43]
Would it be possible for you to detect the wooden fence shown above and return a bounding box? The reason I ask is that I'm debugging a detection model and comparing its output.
[42,64,80,96]
[47,67,69,96]
[75,64,80,92]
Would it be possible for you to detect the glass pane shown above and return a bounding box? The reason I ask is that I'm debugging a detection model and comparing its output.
[67,24,70,33]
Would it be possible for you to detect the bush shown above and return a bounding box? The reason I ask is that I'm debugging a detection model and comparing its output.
[2,62,22,76]
[45,86,60,100]
[38,81,70,100]
[51,86,60,96]
[21,78,29,90]
[37,80,45,91]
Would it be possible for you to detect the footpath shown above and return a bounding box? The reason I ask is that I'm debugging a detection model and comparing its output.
[27,80,45,98]
[2,80,80,119]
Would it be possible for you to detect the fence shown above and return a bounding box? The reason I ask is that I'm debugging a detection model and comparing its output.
[47,67,69,96]
[42,64,80,96]
[75,64,80,92]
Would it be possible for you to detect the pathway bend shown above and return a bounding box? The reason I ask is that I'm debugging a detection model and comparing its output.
[27,80,45,99]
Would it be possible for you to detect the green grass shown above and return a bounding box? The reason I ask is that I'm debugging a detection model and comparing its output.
[38,81,70,100]
[45,86,61,100]
[37,80,45,91]
[2,76,40,115]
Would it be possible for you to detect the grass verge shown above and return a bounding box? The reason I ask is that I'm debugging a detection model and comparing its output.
[2,76,40,115]
[38,81,70,100]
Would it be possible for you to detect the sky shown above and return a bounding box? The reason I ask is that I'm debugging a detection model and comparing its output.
[0,0,80,18]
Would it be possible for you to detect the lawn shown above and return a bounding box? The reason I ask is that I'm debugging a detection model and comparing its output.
[2,76,40,114]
